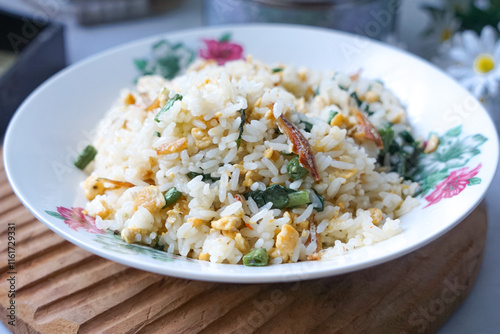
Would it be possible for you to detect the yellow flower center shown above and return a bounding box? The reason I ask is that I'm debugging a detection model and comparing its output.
[441,29,452,42]
[474,54,495,74]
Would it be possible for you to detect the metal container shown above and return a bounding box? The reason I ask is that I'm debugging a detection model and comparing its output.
[204,0,399,40]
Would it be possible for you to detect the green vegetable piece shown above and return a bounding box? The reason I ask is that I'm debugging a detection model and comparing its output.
[286,191,310,208]
[244,185,311,210]
[154,236,165,250]
[154,94,182,122]
[272,67,283,73]
[311,189,325,212]
[399,130,415,144]
[350,92,362,107]
[154,131,161,137]
[74,145,97,170]
[244,184,290,209]
[187,172,220,183]
[280,151,298,157]
[378,125,395,155]
[314,87,320,96]
[287,156,309,181]
[243,248,269,266]
[236,108,246,148]
[163,187,182,208]
[300,120,313,132]
[327,110,338,124]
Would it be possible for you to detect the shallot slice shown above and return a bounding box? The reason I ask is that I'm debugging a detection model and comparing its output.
[277,114,320,181]
[349,97,384,149]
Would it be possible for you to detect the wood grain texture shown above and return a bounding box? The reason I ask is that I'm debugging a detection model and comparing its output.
[0,156,487,334]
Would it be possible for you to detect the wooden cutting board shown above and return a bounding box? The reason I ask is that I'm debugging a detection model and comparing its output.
[0,155,487,334]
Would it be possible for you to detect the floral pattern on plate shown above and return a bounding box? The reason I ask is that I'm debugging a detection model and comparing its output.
[414,125,487,207]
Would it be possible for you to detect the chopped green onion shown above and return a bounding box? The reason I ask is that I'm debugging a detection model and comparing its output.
[74,145,97,170]
[272,67,283,73]
[286,191,310,208]
[280,151,298,157]
[327,110,338,124]
[244,184,311,210]
[300,120,313,132]
[314,87,320,96]
[236,108,246,148]
[154,94,182,122]
[187,172,220,183]
[154,236,164,250]
[399,130,415,144]
[311,189,325,212]
[154,131,161,137]
[243,248,269,266]
[287,156,308,181]
[163,187,182,208]
[377,126,424,182]
[350,91,362,107]
[378,125,395,155]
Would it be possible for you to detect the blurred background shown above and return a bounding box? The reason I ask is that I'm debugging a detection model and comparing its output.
[2,0,500,135]
[1,0,499,333]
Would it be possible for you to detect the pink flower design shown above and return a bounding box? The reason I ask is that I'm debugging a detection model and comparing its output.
[199,39,244,65]
[424,164,482,208]
[57,206,103,234]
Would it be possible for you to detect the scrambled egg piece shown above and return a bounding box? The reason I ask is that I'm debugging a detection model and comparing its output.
[134,186,165,212]
[124,93,136,105]
[364,91,379,103]
[187,217,205,227]
[330,112,350,129]
[156,138,188,155]
[191,128,212,149]
[121,226,144,243]
[276,224,299,262]
[368,208,383,225]
[211,216,241,231]
[242,170,262,187]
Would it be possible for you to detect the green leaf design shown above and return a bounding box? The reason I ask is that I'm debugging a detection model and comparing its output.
[468,177,481,185]
[135,40,195,80]
[444,125,462,138]
[45,210,64,220]
[415,133,487,182]
[219,32,231,42]
[93,232,186,262]
[134,59,148,71]
[418,171,449,196]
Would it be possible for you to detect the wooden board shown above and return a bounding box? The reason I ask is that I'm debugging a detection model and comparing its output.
[0,156,487,334]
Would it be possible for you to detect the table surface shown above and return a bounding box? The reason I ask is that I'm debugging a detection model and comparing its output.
[0,0,499,333]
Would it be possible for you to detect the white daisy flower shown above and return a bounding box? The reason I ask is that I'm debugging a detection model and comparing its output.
[427,10,462,44]
[421,6,461,59]
[445,26,500,98]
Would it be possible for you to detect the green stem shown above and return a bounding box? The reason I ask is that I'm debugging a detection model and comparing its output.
[286,191,310,208]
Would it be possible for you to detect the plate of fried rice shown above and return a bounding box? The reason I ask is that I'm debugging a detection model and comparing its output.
[4,25,498,282]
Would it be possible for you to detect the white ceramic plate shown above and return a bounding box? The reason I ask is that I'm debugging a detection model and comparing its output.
[4,24,498,283]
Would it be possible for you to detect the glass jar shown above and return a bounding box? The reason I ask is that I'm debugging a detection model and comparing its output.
[203,0,399,41]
